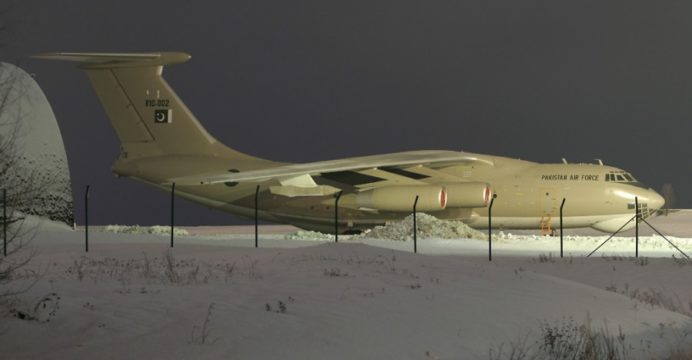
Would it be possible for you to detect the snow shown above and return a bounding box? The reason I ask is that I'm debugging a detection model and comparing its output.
[104,224,190,236]
[353,213,488,241]
[1,214,691,359]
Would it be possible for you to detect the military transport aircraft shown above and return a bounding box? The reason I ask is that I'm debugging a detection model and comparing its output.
[36,52,664,234]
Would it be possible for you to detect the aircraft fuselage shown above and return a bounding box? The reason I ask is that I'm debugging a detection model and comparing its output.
[129,152,662,234]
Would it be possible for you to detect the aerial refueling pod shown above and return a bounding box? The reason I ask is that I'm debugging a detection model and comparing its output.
[444,182,492,208]
[356,185,446,212]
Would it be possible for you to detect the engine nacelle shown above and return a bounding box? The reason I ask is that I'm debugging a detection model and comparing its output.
[444,182,492,208]
[356,185,447,212]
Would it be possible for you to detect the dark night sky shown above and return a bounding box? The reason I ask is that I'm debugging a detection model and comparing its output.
[4,0,692,225]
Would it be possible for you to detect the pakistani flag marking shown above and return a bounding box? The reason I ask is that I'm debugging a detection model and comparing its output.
[154,109,172,124]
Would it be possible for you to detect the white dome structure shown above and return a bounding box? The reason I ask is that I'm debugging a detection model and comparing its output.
[0,62,73,224]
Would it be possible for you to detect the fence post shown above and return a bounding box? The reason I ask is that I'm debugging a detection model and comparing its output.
[635,196,639,258]
[170,182,175,248]
[85,185,90,253]
[413,195,419,254]
[255,185,260,248]
[488,195,495,261]
[560,198,565,258]
[3,188,6,257]
[334,191,343,243]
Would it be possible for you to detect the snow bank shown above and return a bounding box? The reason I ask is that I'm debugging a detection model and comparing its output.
[104,224,189,236]
[356,213,487,241]
[282,213,486,241]
[283,230,335,241]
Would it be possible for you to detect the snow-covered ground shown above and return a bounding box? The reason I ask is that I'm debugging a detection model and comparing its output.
[2,213,692,359]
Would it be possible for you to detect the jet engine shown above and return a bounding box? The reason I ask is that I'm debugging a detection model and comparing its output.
[444,182,492,208]
[356,185,446,212]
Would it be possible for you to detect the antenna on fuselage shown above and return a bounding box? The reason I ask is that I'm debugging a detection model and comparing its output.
[561,158,568,164]
[595,159,604,166]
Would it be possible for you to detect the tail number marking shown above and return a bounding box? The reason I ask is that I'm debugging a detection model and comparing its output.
[145,99,170,107]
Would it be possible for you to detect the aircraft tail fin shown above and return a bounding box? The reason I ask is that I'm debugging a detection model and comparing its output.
[34,52,255,162]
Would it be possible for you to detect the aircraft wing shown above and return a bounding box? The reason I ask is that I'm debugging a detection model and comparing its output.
[167,150,493,187]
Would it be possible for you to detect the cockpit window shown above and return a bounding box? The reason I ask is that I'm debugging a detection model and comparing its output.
[605,170,643,186]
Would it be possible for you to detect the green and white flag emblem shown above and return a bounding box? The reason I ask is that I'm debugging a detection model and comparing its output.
[154,109,172,123]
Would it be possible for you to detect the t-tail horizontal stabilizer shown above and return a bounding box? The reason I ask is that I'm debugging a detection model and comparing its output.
[33,52,191,68]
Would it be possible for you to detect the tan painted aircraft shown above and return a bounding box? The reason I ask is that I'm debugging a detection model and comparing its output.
[36,52,665,234]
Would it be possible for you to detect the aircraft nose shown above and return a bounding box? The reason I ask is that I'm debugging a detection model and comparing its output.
[647,189,665,210]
